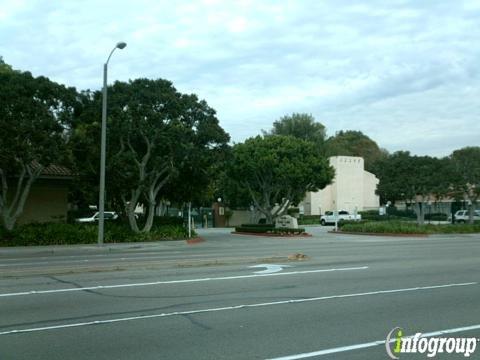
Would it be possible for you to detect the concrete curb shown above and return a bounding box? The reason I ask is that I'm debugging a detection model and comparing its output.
[231,232,312,238]
[329,230,429,237]
[186,237,205,244]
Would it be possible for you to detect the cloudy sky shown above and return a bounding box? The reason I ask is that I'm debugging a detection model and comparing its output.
[1,0,479,156]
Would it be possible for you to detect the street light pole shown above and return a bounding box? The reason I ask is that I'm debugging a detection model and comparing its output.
[98,42,127,246]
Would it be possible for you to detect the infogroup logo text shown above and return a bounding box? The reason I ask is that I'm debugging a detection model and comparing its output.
[385,327,479,359]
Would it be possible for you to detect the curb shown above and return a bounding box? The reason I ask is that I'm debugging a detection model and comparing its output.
[231,232,312,238]
[328,230,429,237]
[186,237,205,244]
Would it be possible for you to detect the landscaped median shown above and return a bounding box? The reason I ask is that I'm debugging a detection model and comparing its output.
[0,218,192,246]
[336,220,480,236]
[233,224,310,237]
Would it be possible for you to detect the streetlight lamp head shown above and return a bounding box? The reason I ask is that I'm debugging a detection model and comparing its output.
[116,42,127,49]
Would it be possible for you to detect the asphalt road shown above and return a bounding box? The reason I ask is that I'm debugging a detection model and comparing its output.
[1,227,479,359]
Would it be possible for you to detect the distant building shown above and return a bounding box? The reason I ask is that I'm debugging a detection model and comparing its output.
[300,156,379,215]
[16,164,73,225]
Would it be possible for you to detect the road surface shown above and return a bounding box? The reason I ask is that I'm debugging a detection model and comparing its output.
[1,227,479,359]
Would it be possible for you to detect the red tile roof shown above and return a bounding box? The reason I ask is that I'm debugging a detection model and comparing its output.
[41,164,73,177]
[30,161,73,178]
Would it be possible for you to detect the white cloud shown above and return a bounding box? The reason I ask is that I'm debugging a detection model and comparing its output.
[0,0,479,156]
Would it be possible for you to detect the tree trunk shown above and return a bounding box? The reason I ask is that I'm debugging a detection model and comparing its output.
[0,165,41,231]
[416,202,424,225]
[265,212,274,224]
[124,188,141,233]
[272,198,290,219]
[126,203,140,233]
[1,214,16,231]
[141,201,156,233]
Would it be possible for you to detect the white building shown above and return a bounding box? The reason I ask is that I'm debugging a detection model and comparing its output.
[301,156,379,215]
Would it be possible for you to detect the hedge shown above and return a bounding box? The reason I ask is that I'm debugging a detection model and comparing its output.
[0,222,190,247]
[298,215,321,225]
[340,221,480,234]
[424,213,448,221]
[235,224,306,234]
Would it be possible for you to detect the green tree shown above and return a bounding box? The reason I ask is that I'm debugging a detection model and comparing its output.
[0,57,14,73]
[266,113,326,152]
[374,151,452,224]
[227,135,334,223]
[0,70,76,230]
[71,78,229,232]
[450,147,480,224]
[68,90,103,209]
[325,130,387,172]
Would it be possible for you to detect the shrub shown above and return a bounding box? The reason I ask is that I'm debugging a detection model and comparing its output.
[341,221,428,234]
[272,227,306,234]
[240,223,275,228]
[358,211,388,221]
[235,225,275,233]
[0,222,189,246]
[387,208,416,219]
[340,221,480,234]
[235,224,305,234]
[152,216,185,226]
[424,213,448,221]
[424,223,480,234]
[298,215,320,225]
[359,209,417,221]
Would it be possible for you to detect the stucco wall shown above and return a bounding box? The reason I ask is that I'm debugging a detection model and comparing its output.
[330,156,364,213]
[16,180,69,224]
[363,171,380,210]
[301,156,379,215]
[228,210,255,227]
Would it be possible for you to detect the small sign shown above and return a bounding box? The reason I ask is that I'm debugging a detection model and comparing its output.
[275,215,298,229]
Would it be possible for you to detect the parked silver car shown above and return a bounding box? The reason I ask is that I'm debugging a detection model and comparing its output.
[448,210,480,223]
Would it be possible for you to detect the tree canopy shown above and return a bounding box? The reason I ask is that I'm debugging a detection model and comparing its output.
[226,135,334,223]
[325,130,387,172]
[0,57,14,73]
[70,78,229,232]
[266,113,326,152]
[0,69,77,229]
[450,146,480,223]
[374,151,453,224]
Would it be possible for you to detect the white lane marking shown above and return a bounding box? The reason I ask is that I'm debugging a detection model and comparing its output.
[0,266,368,297]
[250,264,292,274]
[0,282,475,336]
[267,323,480,359]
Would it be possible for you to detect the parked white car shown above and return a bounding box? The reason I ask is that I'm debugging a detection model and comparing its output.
[448,210,480,223]
[75,211,118,223]
[320,210,362,226]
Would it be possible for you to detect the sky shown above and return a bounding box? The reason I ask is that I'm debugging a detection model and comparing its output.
[1,0,479,157]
